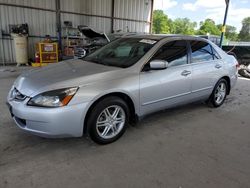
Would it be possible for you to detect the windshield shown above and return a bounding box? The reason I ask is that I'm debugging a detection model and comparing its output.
[83,38,158,68]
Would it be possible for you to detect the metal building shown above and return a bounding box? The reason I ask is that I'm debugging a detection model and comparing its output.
[0,0,153,64]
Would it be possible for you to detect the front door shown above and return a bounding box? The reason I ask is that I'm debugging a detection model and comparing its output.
[139,40,192,115]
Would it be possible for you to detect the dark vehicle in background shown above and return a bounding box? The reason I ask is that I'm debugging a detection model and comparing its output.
[78,25,141,57]
[77,25,110,56]
[199,35,250,79]
[198,35,221,46]
[222,45,250,79]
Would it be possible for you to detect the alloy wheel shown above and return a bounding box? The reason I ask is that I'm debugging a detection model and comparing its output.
[214,82,226,105]
[96,105,126,139]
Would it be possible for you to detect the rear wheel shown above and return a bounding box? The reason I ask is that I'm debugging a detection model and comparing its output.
[208,78,228,107]
[87,96,129,144]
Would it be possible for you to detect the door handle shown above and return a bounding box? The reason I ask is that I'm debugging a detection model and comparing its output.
[215,64,222,69]
[181,70,191,76]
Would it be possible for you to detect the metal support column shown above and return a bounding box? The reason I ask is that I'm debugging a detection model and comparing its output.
[111,0,115,33]
[219,0,230,47]
[55,0,62,53]
[149,0,154,34]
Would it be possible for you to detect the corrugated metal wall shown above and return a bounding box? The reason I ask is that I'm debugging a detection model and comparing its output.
[0,0,152,65]
[60,0,112,33]
[113,0,151,32]
[0,0,56,64]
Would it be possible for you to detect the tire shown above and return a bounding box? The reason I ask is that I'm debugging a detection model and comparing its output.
[208,78,228,108]
[87,96,129,144]
[238,68,250,79]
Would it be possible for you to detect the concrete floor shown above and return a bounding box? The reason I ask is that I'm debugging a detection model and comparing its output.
[0,67,250,188]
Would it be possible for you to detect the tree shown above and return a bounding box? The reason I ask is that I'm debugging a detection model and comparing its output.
[238,17,250,41]
[217,24,238,41]
[152,10,171,34]
[198,19,221,36]
[171,18,197,35]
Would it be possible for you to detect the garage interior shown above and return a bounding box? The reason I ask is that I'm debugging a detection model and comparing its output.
[1,0,250,188]
[0,0,153,65]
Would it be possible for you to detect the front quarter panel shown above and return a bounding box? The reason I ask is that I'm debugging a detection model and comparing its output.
[69,72,140,115]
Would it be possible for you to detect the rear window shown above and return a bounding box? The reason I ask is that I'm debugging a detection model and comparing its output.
[190,41,214,63]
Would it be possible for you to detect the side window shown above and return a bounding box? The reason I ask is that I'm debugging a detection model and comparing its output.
[190,40,214,63]
[152,40,188,67]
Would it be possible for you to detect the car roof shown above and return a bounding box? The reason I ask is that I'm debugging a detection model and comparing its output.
[198,35,220,38]
[123,34,204,41]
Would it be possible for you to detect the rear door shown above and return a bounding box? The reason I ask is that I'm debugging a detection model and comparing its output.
[188,40,223,99]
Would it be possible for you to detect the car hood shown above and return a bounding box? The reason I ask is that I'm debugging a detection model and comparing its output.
[78,25,108,40]
[14,59,122,97]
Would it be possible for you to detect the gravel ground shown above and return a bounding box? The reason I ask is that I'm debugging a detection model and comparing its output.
[0,66,250,188]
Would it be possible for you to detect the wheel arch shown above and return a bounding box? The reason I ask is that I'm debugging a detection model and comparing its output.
[83,92,137,134]
[220,76,231,95]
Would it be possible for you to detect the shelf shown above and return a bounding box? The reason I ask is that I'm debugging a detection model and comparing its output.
[62,36,83,39]
[62,27,85,57]
[62,27,78,30]
[65,44,83,47]
[41,52,57,54]
[41,60,57,63]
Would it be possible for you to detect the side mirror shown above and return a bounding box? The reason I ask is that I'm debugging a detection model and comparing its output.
[149,60,168,70]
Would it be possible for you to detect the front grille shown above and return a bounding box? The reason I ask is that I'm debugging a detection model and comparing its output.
[11,88,26,101]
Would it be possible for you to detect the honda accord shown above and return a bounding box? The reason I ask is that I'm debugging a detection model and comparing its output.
[7,35,238,144]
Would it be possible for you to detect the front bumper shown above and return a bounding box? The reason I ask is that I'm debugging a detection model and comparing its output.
[7,97,89,138]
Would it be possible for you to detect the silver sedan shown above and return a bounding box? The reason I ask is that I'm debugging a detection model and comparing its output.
[7,35,238,144]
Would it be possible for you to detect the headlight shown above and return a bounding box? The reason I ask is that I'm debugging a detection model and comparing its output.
[27,87,78,107]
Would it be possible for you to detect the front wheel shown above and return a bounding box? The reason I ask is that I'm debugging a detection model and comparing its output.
[87,96,129,144]
[208,79,228,107]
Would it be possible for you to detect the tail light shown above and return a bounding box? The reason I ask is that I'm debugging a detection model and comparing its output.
[236,61,240,70]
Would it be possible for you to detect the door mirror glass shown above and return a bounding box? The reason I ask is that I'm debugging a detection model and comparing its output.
[149,60,168,70]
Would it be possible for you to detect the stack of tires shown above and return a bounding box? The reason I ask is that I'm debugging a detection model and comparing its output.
[239,64,250,79]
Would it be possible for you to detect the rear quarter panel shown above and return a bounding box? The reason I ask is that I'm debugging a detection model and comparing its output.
[211,43,238,89]
[223,54,238,88]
